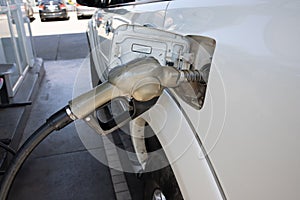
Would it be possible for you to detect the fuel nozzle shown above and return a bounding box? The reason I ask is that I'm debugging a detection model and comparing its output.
[68,57,204,120]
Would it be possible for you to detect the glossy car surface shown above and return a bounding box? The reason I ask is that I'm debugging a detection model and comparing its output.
[86,0,300,199]
[38,0,69,21]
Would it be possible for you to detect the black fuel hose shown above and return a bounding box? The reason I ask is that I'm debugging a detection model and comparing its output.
[0,106,74,200]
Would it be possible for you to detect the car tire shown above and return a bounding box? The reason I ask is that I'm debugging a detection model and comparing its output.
[30,17,35,22]
[77,16,81,20]
[143,127,183,200]
[143,152,184,200]
[40,18,46,22]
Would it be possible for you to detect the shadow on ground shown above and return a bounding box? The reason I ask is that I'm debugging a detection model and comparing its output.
[33,33,89,61]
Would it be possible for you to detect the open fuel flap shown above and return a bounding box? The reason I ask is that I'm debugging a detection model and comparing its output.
[92,24,216,133]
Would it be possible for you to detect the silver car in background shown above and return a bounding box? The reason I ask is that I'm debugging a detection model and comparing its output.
[21,0,34,21]
[75,3,97,19]
[38,0,69,21]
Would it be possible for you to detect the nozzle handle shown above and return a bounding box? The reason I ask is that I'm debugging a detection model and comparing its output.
[68,82,122,119]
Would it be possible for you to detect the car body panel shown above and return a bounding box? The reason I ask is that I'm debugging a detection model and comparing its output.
[164,0,300,199]
[139,91,224,200]
[87,0,300,199]
[39,10,68,19]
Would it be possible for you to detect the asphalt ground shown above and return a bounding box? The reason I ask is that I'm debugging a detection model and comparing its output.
[9,59,116,200]
[31,12,90,60]
[33,33,89,60]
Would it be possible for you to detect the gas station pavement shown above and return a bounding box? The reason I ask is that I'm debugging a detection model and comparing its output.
[8,59,117,200]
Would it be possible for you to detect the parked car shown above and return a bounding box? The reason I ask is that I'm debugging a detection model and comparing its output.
[81,0,300,199]
[38,0,69,21]
[75,3,97,19]
[21,0,34,21]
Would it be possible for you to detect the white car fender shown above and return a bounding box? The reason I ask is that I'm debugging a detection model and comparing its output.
[135,90,224,200]
[164,0,300,199]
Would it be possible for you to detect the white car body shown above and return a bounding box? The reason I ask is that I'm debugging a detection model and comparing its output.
[87,0,300,199]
